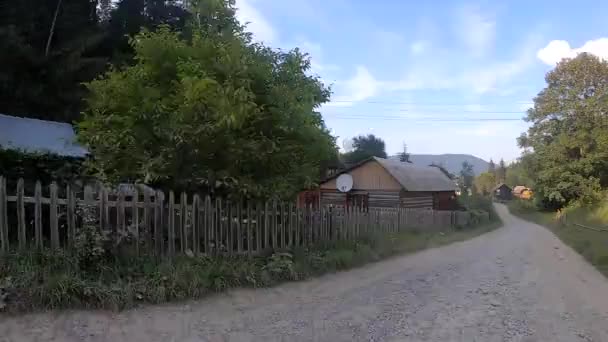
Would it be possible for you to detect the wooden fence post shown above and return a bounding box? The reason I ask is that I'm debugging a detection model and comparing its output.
[264,201,270,250]
[247,202,253,257]
[143,190,151,252]
[0,177,8,253]
[66,184,76,249]
[16,178,26,250]
[133,189,140,256]
[49,182,59,249]
[99,186,107,231]
[155,190,164,257]
[237,201,243,254]
[256,201,262,253]
[180,192,188,253]
[34,181,42,250]
[117,190,125,234]
[192,194,200,255]
[168,191,175,257]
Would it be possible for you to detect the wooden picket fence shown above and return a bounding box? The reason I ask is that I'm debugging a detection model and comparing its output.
[0,176,476,257]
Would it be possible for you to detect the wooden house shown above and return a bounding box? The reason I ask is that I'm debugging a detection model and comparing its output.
[298,157,458,210]
[513,186,533,199]
[493,183,512,201]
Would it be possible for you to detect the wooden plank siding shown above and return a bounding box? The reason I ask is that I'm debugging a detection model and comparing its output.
[320,160,402,191]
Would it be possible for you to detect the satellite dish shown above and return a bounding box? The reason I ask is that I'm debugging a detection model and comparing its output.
[336,174,353,192]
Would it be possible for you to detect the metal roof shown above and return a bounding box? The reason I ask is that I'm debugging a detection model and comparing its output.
[0,113,88,157]
[373,157,458,192]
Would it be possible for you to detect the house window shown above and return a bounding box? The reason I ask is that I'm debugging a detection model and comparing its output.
[347,193,369,210]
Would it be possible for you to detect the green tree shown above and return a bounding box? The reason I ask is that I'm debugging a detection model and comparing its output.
[458,161,475,194]
[78,4,335,198]
[496,158,507,183]
[488,159,496,177]
[0,0,106,122]
[398,142,411,163]
[341,134,387,164]
[474,172,496,196]
[518,53,608,208]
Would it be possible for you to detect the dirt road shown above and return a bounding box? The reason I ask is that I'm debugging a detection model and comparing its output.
[3,204,608,342]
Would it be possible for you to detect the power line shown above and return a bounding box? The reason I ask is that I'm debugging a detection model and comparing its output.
[325,116,522,122]
[327,100,534,105]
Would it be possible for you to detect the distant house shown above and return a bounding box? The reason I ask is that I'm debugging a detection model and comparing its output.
[0,113,89,157]
[513,186,533,199]
[298,157,458,210]
[493,183,512,201]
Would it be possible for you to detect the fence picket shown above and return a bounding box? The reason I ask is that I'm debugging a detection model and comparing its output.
[264,202,270,250]
[66,184,76,249]
[192,194,200,255]
[34,181,42,250]
[155,190,164,257]
[133,189,140,256]
[256,202,262,253]
[99,186,107,231]
[0,177,7,253]
[237,202,243,254]
[247,203,252,256]
[16,178,26,250]
[117,190,125,234]
[168,191,175,257]
[143,190,151,252]
[204,196,211,255]
[49,182,59,249]
[227,201,233,255]
[180,192,188,253]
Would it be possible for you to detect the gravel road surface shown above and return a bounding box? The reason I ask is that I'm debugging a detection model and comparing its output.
[3,204,608,342]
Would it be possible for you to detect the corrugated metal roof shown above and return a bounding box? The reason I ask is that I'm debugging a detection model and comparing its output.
[373,157,458,192]
[0,113,88,157]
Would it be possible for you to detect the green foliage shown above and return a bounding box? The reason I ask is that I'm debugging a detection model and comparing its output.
[474,172,496,196]
[518,53,608,208]
[0,0,107,122]
[1,221,499,312]
[458,161,475,194]
[78,12,336,197]
[0,149,86,189]
[505,155,535,189]
[341,134,388,165]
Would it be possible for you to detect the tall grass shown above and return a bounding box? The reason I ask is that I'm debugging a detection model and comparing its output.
[0,221,500,313]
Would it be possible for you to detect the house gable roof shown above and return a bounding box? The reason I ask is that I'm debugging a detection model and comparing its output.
[493,183,511,191]
[321,157,457,192]
[0,114,88,157]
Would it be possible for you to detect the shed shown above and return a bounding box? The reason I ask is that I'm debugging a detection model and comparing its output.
[299,157,458,210]
[493,183,512,201]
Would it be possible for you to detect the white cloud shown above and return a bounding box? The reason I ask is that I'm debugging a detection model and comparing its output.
[537,38,608,65]
[455,5,495,57]
[330,66,380,105]
[234,0,277,44]
[410,40,429,55]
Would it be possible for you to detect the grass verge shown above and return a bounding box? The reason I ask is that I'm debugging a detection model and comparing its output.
[1,221,500,314]
[507,200,608,277]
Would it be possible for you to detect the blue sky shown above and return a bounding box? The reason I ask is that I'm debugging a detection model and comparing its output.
[235,0,608,163]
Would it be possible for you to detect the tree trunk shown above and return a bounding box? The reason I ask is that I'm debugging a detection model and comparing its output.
[45,0,63,57]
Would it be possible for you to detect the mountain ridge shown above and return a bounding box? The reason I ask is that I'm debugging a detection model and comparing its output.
[389,153,489,176]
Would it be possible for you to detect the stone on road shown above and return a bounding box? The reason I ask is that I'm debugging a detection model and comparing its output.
[3,204,608,341]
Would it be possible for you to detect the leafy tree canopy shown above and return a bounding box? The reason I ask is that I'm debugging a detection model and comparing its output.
[77,2,336,198]
[458,161,475,194]
[518,53,608,208]
[474,172,496,196]
[342,134,387,165]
